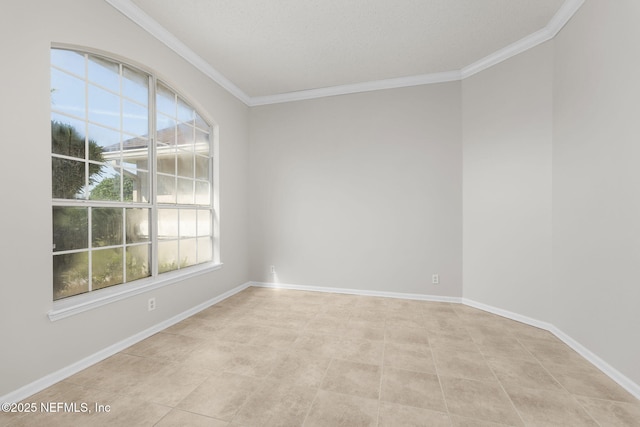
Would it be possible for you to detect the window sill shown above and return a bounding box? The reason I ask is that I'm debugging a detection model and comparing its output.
[48,262,223,321]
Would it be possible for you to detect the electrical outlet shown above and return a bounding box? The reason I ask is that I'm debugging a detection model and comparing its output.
[432,274,439,284]
[148,297,156,311]
[270,265,276,274]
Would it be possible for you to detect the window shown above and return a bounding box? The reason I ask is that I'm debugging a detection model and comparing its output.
[51,47,216,301]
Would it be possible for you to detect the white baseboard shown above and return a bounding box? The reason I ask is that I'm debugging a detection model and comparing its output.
[0,281,251,405]
[461,297,640,400]
[548,326,640,400]
[461,298,555,331]
[251,281,463,303]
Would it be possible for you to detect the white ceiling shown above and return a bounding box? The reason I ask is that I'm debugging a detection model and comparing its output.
[109,0,583,105]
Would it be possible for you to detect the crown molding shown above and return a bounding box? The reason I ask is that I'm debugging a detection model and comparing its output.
[103,0,584,107]
[249,70,462,106]
[547,0,586,36]
[460,27,551,79]
[103,0,251,105]
[461,0,585,79]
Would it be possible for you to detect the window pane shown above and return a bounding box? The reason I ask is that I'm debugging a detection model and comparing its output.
[52,157,86,199]
[158,240,179,273]
[156,114,176,175]
[51,119,86,159]
[180,238,197,267]
[177,151,194,178]
[177,97,193,123]
[177,178,194,205]
[123,100,148,137]
[195,181,211,205]
[156,115,175,142]
[158,209,179,239]
[194,112,207,130]
[53,252,89,300]
[51,68,86,118]
[88,123,120,161]
[92,248,123,290]
[88,164,121,201]
[88,55,119,93]
[195,129,209,154]
[195,155,209,180]
[121,135,150,199]
[197,210,211,236]
[157,174,176,203]
[88,84,120,129]
[126,208,150,243]
[121,134,150,155]
[157,150,176,175]
[51,49,85,77]
[156,82,175,116]
[177,123,194,149]
[92,207,123,247]
[53,207,88,252]
[126,244,150,281]
[123,66,148,106]
[124,168,150,202]
[180,209,197,237]
[197,237,213,263]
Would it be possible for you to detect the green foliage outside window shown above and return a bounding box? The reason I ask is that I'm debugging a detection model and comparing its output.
[51,121,104,199]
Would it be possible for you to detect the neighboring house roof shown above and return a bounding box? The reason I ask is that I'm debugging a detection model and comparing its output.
[103,122,208,161]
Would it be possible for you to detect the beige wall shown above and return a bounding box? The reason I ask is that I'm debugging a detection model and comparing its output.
[462,41,554,321]
[552,0,640,387]
[0,0,250,396]
[249,84,463,296]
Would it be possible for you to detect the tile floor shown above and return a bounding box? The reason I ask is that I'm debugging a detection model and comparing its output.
[2,287,639,426]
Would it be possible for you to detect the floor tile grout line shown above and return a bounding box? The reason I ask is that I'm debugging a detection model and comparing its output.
[376,324,388,427]
[566,399,604,427]
[480,344,528,427]
[299,388,322,427]
[515,335,571,391]
[428,328,452,422]
[431,305,463,420]
[515,336,605,427]
[300,353,338,427]
[226,374,272,425]
[444,309,523,425]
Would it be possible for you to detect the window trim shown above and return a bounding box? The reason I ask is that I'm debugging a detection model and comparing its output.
[48,44,221,320]
[48,262,223,321]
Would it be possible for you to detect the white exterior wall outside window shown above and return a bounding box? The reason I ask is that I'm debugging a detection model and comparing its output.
[50,47,216,303]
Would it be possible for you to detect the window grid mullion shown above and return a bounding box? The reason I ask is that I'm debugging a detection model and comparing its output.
[119,66,127,284]
[84,53,94,293]
[119,63,124,204]
[122,207,127,284]
[52,199,149,208]
[150,74,159,279]
[87,206,93,292]
[174,91,180,270]
[83,53,90,201]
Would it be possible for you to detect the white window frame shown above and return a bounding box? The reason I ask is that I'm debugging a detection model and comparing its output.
[49,44,221,321]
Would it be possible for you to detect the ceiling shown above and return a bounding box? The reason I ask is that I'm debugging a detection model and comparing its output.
[107,0,584,105]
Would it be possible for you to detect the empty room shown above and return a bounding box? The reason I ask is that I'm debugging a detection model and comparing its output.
[1,0,639,425]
